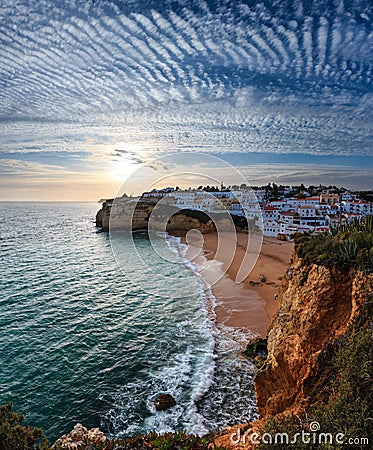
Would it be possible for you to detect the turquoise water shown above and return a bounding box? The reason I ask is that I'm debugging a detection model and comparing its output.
[0,203,257,442]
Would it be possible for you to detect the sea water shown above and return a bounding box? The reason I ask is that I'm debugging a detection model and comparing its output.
[0,203,257,441]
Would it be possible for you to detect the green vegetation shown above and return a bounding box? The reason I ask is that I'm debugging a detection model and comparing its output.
[355,191,373,203]
[257,295,373,449]
[108,431,226,450]
[258,221,373,448]
[0,402,48,450]
[53,431,226,450]
[295,217,373,272]
[175,208,212,224]
[197,185,221,192]
[0,406,226,450]
[242,338,268,360]
[249,182,352,200]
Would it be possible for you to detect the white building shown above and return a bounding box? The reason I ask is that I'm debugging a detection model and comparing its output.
[314,226,330,234]
[194,195,216,211]
[244,205,262,220]
[341,192,356,201]
[285,224,314,236]
[263,205,280,221]
[138,186,372,236]
[286,197,319,209]
[279,211,299,225]
[266,200,287,209]
[343,201,373,217]
[211,191,234,199]
[253,189,267,204]
[298,205,326,227]
[263,220,281,237]
[305,196,321,205]
[172,191,196,208]
[231,202,243,212]
[142,190,166,198]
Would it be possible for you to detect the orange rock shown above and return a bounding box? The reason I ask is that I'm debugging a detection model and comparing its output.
[255,254,373,417]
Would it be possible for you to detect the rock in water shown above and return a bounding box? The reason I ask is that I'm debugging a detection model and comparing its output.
[153,393,176,411]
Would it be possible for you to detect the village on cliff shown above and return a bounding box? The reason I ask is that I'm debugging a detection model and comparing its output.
[100,184,373,239]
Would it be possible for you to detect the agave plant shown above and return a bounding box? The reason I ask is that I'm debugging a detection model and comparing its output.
[338,217,373,240]
[339,238,358,261]
[362,216,373,234]
[330,225,340,237]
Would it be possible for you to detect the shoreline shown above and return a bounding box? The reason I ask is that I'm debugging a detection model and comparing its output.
[177,232,293,338]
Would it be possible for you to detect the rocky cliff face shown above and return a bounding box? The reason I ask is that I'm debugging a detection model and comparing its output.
[54,423,106,449]
[96,200,153,231]
[213,251,372,449]
[255,254,373,417]
[95,200,112,230]
[96,201,249,233]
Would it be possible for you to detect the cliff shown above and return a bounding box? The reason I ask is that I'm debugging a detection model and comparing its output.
[95,200,251,233]
[213,231,373,449]
[255,254,373,417]
[95,201,111,230]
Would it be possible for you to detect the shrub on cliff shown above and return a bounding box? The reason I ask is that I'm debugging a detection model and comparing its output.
[174,209,212,224]
[257,299,373,449]
[53,431,226,450]
[295,217,373,272]
[0,402,49,450]
[0,401,226,450]
[295,233,340,267]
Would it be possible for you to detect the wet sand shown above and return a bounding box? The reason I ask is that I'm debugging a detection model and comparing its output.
[183,232,293,338]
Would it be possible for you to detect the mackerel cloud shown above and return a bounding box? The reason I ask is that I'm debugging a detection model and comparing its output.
[0,0,372,158]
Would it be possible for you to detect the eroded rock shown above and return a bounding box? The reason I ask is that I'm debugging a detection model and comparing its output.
[153,393,177,411]
[54,423,106,449]
[255,256,373,417]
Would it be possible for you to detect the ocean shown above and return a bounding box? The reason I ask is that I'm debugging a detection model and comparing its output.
[0,203,258,442]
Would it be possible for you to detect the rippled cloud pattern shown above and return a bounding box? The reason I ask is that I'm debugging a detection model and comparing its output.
[0,0,372,197]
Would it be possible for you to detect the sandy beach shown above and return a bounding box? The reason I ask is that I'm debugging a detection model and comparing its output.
[183,232,293,337]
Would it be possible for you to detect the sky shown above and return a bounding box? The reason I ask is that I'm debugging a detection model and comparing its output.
[0,0,372,201]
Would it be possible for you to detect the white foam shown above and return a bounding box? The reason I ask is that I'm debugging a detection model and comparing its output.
[164,233,258,434]
[102,233,258,439]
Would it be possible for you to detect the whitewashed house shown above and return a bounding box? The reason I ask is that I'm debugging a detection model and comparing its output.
[343,201,373,217]
[298,205,326,227]
[253,189,267,204]
[263,220,281,237]
[263,205,280,221]
[279,211,299,225]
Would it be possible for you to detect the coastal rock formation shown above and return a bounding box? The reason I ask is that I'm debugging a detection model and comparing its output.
[242,338,268,369]
[255,255,373,417]
[166,212,216,233]
[152,393,177,411]
[95,203,110,230]
[54,423,106,449]
[213,249,372,449]
[96,201,250,233]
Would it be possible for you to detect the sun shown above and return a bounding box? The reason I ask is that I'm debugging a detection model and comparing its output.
[107,143,145,188]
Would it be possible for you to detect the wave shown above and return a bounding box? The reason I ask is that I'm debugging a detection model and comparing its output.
[98,231,258,438]
[164,234,259,433]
